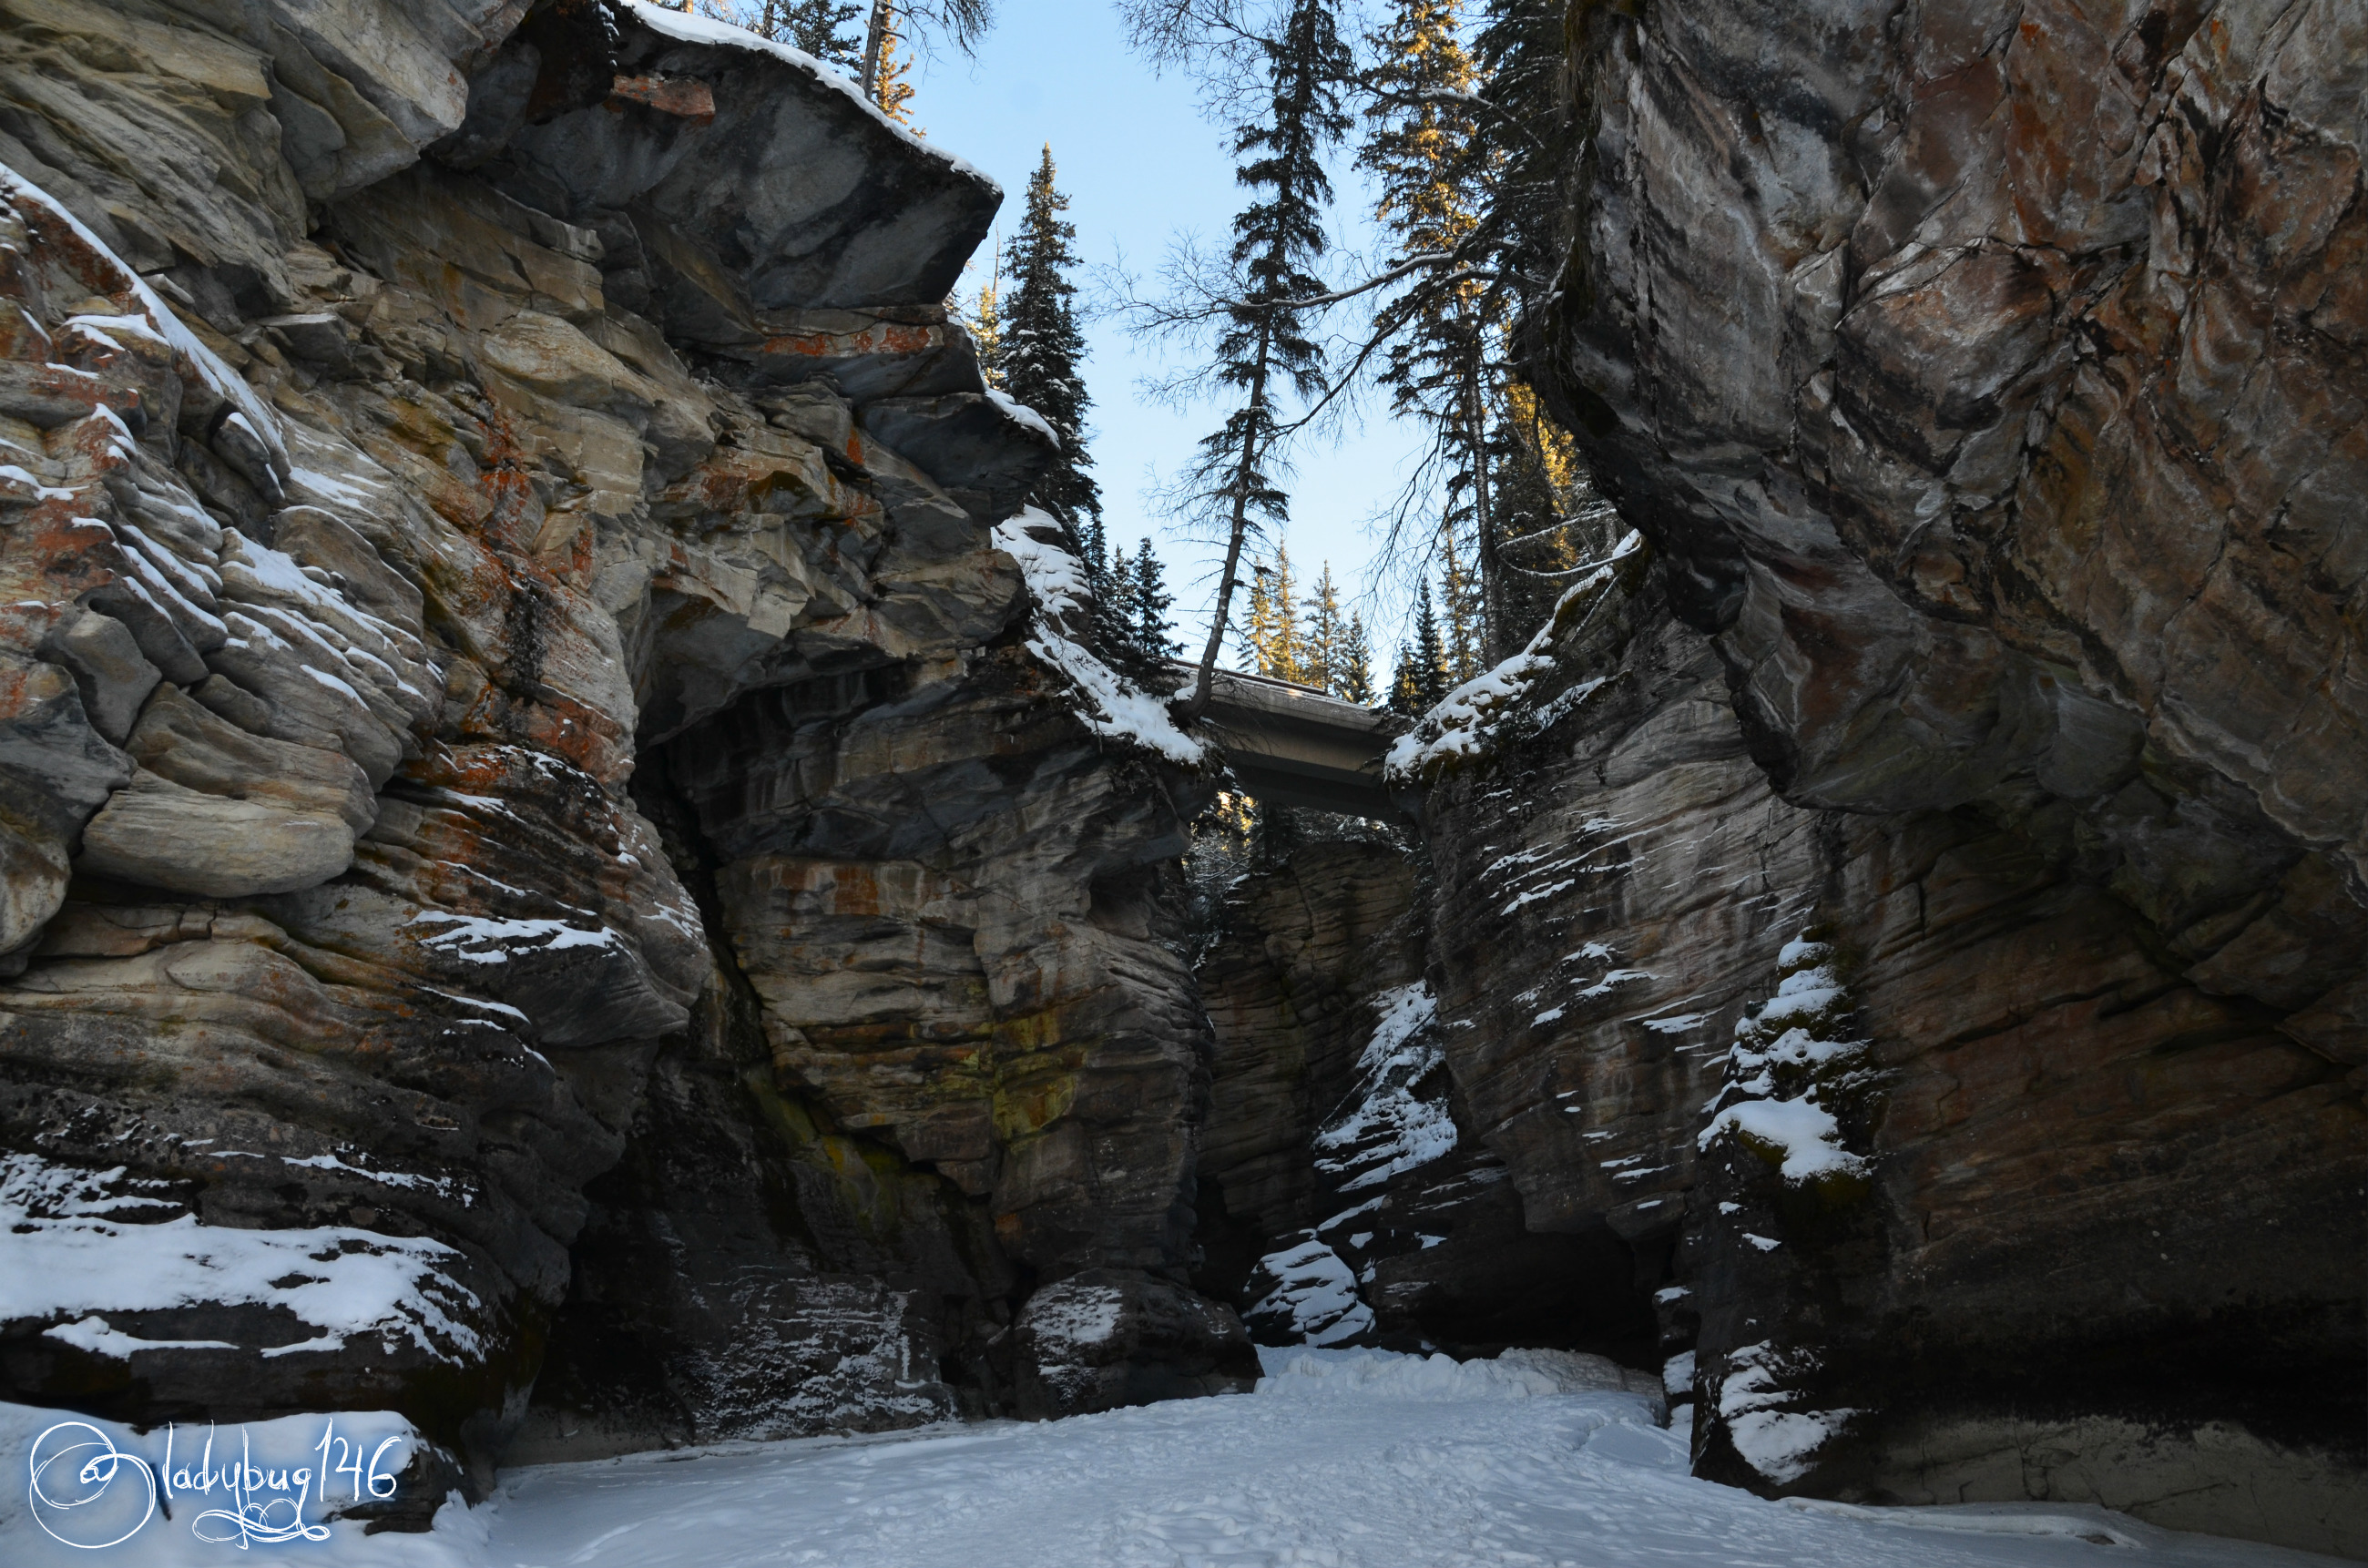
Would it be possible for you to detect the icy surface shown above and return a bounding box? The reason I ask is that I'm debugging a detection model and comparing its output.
[995,512,1205,764]
[1,1349,2346,1566]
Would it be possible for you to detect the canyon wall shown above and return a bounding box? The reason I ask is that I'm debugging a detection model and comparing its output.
[1189,832,1657,1366]
[0,0,1248,1492]
[1390,0,2367,1553]
[0,0,2356,1556]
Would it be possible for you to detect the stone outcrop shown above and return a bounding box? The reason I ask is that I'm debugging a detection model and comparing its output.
[0,0,1249,1488]
[1192,834,1653,1362]
[1381,1,2368,1542]
[1399,538,2363,1555]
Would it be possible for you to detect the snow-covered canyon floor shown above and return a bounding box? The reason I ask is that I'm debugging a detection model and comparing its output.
[5,1349,2345,1568]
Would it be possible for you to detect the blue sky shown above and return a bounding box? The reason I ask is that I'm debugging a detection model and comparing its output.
[903,1,1432,658]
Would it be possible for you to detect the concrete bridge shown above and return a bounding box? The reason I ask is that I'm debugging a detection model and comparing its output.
[1180,664,1410,822]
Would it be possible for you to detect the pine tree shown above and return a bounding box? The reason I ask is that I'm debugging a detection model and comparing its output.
[1248,548,1308,684]
[1001,147,1100,545]
[1129,539,1178,667]
[755,0,862,66]
[1489,383,1595,638]
[1241,565,1273,672]
[858,0,990,106]
[1337,612,1374,703]
[1440,537,1485,682]
[1179,0,1352,718]
[1302,563,1347,695]
[1387,640,1424,715]
[1388,581,1450,714]
[1362,0,1504,659]
[1470,0,1577,302]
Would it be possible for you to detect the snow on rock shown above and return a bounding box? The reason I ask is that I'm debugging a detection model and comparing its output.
[985,386,1058,444]
[1697,937,1871,1186]
[1020,1277,1126,1352]
[1010,1276,1132,1415]
[0,1153,483,1363]
[407,911,626,965]
[1715,1340,1858,1486]
[994,511,1205,765]
[622,2,998,191]
[1245,1234,1373,1347]
[0,168,286,473]
[1385,532,1640,781]
[1312,982,1455,1192]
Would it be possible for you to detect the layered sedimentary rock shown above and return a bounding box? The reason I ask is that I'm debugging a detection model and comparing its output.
[0,0,1247,1486]
[1400,540,2363,1554]
[1381,0,2367,1551]
[1191,834,1654,1364]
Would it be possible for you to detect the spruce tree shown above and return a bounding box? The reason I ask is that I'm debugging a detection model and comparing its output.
[1440,538,1485,682]
[757,0,863,66]
[1001,147,1101,546]
[1386,639,1424,715]
[1338,612,1374,703]
[1180,0,1352,718]
[1129,539,1179,670]
[1390,581,1449,712]
[1363,0,1502,658]
[1303,563,1347,695]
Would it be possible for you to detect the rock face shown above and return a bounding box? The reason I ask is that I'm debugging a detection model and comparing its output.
[1191,835,1653,1362]
[1399,542,2364,1555]
[0,0,1248,1485]
[1385,1,2368,1549]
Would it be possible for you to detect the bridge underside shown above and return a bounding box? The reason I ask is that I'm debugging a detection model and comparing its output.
[1183,665,1410,826]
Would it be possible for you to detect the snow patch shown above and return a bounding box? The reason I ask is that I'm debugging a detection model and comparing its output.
[1248,1236,1373,1347]
[1021,1278,1125,1350]
[985,386,1056,443]
[44,1316,238,1358]
[1716,1340,1856,1486]
[1312,983,1454,1192]
[1384,533,1638,779]
[0,167,285,472]
[1256,1345,1648,1402]
[995,512,1204,765]
[1697,934,1869,1186]
[407,912,622,966]
[0,1152,482,1363]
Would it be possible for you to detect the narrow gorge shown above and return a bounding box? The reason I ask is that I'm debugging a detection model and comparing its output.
[0,0,2357,1562]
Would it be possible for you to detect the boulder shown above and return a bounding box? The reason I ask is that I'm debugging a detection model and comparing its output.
[1013,1269,1260,1420]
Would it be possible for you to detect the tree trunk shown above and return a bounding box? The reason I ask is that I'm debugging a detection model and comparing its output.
[1188,353,1276,721]
[1465,332,1506,664]
[860,0,892,97]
